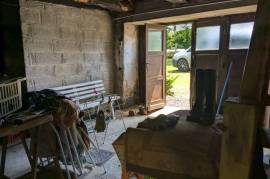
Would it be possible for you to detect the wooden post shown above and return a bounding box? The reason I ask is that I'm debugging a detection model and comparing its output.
[240,0,270,105]
[264,84,270,128]
[0,138,8,178]
[219,101,260,179]
[220,0,270,178]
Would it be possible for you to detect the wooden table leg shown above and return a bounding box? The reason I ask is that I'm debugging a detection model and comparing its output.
[0,137,7,178]
[20,133,33,169]
[31,126,40,179]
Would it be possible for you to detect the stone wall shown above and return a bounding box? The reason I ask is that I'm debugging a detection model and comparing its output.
[123,24,139,105]
[20,0,114,91]
[114,23,139,106]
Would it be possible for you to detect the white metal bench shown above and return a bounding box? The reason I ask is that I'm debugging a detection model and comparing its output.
[51,80,120,112]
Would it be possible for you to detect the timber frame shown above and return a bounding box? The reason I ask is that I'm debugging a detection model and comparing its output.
[220,0,270,178]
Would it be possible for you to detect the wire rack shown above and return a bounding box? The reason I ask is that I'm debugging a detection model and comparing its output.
[0,78,26,119]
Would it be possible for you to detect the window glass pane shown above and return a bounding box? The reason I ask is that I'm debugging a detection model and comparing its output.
[148,31,162,52]
[229,22,254,49]
[196,26,220,51]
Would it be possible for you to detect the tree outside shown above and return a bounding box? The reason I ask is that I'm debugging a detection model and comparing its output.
[167,24,192,50]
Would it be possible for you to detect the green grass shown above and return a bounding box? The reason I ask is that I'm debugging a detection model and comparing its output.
[166,58,190,97]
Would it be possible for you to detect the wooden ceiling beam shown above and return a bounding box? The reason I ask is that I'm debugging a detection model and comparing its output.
[165,0,187,3]
[240,0,270,105]
[74,0,134,12]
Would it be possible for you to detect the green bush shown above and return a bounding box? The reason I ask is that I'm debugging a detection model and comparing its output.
[166,75,179,96]
[167,25,191,50]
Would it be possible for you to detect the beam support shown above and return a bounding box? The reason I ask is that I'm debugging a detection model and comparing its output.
[240,0,270,105]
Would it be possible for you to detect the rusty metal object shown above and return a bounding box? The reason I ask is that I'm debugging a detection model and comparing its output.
[128,110,135,116]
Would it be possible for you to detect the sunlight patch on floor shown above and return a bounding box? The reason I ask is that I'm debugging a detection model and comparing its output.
[148,106,181,118]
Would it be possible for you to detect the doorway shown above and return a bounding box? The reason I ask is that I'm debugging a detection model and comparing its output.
[191,14,255,110]
[166,23,192,110]
[139,13,255,112]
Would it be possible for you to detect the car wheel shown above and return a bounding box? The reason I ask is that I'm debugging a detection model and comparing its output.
[177,58,189,72]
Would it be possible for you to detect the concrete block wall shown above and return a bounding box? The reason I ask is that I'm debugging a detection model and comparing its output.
[19,0,114,92]
[114,23,139,106]
[123,24,139,105]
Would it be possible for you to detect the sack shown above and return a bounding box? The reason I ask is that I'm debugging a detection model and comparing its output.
[95,110,106,132]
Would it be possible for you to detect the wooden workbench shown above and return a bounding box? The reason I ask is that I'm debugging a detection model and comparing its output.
[0,114,53,179]
[113,116,222,179]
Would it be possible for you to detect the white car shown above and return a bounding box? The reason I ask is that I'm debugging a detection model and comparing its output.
[172,47,191,72]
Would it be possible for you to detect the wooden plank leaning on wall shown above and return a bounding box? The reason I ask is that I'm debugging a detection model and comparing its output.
[219,0,270,178]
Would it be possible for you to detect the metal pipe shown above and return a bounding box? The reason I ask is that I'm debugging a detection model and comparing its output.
[67,129,83,175]
[77,129,107,174]
[116,100,126,130]
[216,61,233,117]
[62,130,78,179]
[84,107,101,150]
[77,132,96,167]
[49,123,71,179]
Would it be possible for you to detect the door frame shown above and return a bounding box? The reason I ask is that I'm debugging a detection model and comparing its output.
[139,24,166,111]
[190,17,226,108]
[190,13,255,108]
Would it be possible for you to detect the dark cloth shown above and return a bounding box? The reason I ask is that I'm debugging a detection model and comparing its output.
[23,89,67,112]
[137,114,179,131]
[23,89,79,128]
[1,110,48,127]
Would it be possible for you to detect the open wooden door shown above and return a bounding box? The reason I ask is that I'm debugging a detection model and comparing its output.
[143,25,166,111]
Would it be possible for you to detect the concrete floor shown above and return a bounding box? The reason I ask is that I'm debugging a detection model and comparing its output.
[2,106,270,179]
[0,106,185,179]
[83,115,146,179]
[0,115,146,179]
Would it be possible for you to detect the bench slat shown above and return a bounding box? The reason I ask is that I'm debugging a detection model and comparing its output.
[54,84,105,95]
[79,96,120,110]
[72,92,105,102]
[65,87,105,99]
[52,80,103,91]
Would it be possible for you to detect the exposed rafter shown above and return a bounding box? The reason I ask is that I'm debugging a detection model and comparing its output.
[74,0,134,12]
[165,0,188,3]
